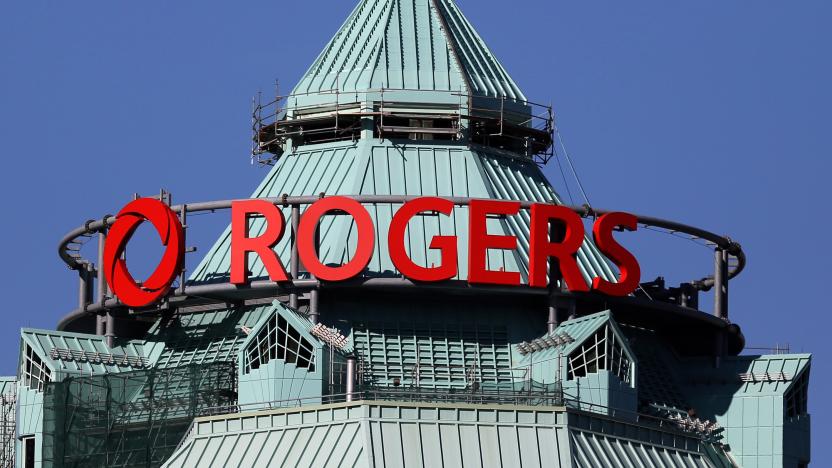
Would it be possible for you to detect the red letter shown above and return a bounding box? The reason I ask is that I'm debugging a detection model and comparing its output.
[389,197,458,281]
[529,204,588,292]
[298,196,375,281]
[104,198,184,308]
[468,200,521,286]
[231,200,289,284]
[592,212,641,296]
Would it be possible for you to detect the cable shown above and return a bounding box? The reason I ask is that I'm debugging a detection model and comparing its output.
[640,225,714,250]
[554,151,576,205]
[554,125,593,208]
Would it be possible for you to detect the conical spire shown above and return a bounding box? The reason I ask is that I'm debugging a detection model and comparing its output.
[189,0,616,288]
[293,0,524,100]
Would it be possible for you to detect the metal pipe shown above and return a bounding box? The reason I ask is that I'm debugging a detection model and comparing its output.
[78,265,89,311]
[105,312,115,348]
[346,355,356,402]
[60,195,745,267]
[309,289,319,324]
[86,263,94,306]
[722,249,730,318]
[289,204,300,309]
[547,220,565,332]
[96,314,105,336]
[97,232,107,305]
[178,204,187,295]
[547,294,558,334]
[308,223,321,324]
[714,249,728,320]
[56,277,743,339]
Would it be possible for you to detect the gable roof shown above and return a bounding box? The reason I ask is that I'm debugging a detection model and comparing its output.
[20,328,147,375]
[238,301,324,356]
[517,311,636,364]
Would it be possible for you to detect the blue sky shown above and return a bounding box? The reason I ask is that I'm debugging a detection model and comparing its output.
[1,0,829,460]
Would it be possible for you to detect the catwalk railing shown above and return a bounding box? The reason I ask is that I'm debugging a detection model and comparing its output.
[190,386,723,445]
[57,194,745,344]
[251,87,555,164]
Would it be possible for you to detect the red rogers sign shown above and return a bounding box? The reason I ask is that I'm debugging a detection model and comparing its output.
[105,197,641,308]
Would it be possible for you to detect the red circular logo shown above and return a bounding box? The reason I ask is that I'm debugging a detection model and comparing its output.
[103,198,184,308]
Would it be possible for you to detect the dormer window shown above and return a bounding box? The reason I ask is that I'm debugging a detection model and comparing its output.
[21,345,51,392]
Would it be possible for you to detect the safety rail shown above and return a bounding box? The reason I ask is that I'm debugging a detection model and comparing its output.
[188,388,722,443]
[252,87,555,165]
[57,194,745,342]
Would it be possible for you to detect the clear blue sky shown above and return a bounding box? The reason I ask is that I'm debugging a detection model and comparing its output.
[1,0,829,460]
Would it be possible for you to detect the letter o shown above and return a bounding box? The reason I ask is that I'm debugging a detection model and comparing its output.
[298,197,375,281]
[103,198,184,308]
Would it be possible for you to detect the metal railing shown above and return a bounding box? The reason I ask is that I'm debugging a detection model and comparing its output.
[199,387,565,418]
[186,386,722,444]
[251,87,555,164]
[57,194,745,339]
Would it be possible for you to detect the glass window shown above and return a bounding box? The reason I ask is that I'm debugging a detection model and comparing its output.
[21,345,51,392]
[568,324,632,384]
[785,369,810,418]
[244,315,316,373]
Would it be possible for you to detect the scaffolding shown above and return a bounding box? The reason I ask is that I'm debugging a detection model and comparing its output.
[42,362,236,468]
[251,88,555,165]
[0,391,15,468]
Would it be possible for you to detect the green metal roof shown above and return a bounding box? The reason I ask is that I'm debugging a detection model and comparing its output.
[190,141,616,286]
[569,428,714,468]
[164,401,570,468]
[684,353,811,395]
[165,401,728,468]
[520,310,633,361]
[0,378,15,395]
[147,306,272,369]
[17,307,272,378]
[292,0,524,100]
[20,328,147,376]
[191,0,616,288]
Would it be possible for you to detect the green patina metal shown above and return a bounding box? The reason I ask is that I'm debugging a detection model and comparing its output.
[162,401,733,468]
[292,0,524,100]
[3,0,812,466]
[190,142,616,286]
[684,354,812,467]
[237,301,336,407]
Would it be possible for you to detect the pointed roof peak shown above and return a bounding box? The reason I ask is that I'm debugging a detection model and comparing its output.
[293,0,525,100]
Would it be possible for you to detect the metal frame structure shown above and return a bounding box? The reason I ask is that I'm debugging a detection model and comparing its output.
[0,391,14,468]
[57,194,746,353]
[192,388,723,443]
[251,88,555,165]
[41,361,237,467]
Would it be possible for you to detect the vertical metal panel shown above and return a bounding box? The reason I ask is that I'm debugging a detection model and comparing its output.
[190,141,616,291]
[293,0,523,99]
[570,429,714,468]
[166,403,576,468]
